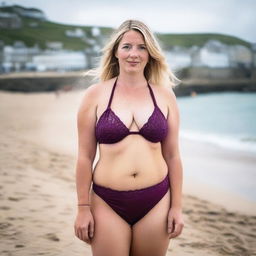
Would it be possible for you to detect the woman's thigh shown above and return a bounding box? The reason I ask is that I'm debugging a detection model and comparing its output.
[90,190,132,256]
[130,190,171,256]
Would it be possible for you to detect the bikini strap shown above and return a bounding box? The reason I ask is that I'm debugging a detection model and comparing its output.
[147,82,157,107]
[107,77,118,109]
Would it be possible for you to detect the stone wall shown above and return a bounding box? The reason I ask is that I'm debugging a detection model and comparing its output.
[179,67,253,80]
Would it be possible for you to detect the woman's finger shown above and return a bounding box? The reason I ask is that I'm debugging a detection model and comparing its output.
[77,228,83,241]
[167,218,174,234]
[89,221,94,239]
[81,227,89,243]
[169,222,184,238]
[74,225,78,237]
[177,222,184,235]
[74,226,80,239]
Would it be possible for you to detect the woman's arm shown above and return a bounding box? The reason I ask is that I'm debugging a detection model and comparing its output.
[76,84,98,205]
[74,84,98,243]
[160,86,184,238]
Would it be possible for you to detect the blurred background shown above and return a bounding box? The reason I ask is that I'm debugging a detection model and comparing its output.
[1,0,256,85]
[0,1,256,255]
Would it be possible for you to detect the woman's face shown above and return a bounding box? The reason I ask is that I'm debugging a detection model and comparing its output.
[115,30,149,74]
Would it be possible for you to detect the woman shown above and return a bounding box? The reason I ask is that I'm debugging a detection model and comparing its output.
[74,19,184,256]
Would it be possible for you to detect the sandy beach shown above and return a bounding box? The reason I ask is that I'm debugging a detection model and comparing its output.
[0,89,256,256]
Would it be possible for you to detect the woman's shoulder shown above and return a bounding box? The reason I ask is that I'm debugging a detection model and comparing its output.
[79,78,116,109]
[85,77,116,95]
[150,83,176,103]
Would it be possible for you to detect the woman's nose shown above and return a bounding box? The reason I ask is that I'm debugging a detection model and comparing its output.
[129,47,139,56]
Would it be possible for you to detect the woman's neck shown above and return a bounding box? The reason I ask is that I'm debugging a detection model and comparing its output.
[117,72,147,88]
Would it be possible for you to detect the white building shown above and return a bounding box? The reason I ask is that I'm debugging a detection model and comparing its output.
[0,11,22,28]
[164,46,191,70]
[1,40,88,72]
[164,39,253,70]
[32,51,87,71]
[252,43,256,68]
[191,40,229,68]
[91,27,101,37]
[2,41,41,71]
[65,28,85,38]
[228,45,252,68]
[13,6,47,20]
[46,41,63,51]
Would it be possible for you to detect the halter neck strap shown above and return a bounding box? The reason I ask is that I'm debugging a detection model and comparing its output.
[107,77,157,109]
[147,82,157,107]
[107,77,118,109]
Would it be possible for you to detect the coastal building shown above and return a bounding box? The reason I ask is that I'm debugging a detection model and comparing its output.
[0,11,22,28]
[13,6,46,20]
[165,39,253,72]
[164,46,191,70]
[164,39,254,79]
[191,40,229,68]
[46,42,63,51]
[228,45,252,69]
[91,27,101,37]
[2,41,41,72]
[251,43,256,78]
[252,43,256,67]
[0,39,88,73]
[32,51,87,71]
[65,28,85,38]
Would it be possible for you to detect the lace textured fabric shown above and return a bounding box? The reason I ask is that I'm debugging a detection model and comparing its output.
[95,78,168,144]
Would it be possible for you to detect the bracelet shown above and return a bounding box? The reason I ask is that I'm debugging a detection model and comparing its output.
[78,203,91,206]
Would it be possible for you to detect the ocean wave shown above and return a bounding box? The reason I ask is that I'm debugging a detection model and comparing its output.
[180,130,256,153]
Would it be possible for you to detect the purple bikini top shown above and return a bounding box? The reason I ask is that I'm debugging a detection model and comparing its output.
[95,77,168,144]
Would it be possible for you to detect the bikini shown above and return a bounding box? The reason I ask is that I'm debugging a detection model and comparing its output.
[95,77,168,144]
[93,77,170,226]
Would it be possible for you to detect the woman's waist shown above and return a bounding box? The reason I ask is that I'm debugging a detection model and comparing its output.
[92,156,168,190]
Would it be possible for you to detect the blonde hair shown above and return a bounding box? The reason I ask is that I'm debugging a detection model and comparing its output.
[84,19,181,88]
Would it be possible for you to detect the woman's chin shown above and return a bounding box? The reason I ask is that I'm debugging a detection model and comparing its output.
[124,68,142,74]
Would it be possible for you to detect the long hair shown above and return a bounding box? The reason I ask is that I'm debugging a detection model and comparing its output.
[84,20,181,88]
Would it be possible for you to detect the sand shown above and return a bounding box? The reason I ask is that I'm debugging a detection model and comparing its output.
[0,90,255,256]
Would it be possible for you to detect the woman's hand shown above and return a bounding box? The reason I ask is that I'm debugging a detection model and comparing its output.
[167,207,184,239]
[74,207,94,244]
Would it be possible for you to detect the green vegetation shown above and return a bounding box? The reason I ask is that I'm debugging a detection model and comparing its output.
[0,5,251,50]
[0,17,113,50]
[157,33,251,48]
[0,4,42,12]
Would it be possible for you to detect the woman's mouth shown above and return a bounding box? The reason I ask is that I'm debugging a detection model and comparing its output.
[128,61,139,65]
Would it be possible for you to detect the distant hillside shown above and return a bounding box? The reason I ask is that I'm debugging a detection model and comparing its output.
[0,17,112,50]
[0,5,252,50]
[157,33,251,48]
[0,4,43,14]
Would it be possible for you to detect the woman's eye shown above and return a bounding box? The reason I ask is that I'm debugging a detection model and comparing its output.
[121,45,146,50]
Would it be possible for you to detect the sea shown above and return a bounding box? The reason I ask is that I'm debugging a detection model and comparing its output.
[177,92,256,202]
[177,92,256,154]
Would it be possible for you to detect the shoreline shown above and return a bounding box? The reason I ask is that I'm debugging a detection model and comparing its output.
[0,71,256,95]
[180,136,256,215]
[183,173,256,215]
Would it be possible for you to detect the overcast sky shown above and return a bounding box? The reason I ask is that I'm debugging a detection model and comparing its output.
[4,0,256,43]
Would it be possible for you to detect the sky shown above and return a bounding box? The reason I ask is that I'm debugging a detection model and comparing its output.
[4,0,256,43]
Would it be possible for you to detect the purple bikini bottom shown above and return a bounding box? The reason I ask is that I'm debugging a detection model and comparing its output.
[92,174,170,226]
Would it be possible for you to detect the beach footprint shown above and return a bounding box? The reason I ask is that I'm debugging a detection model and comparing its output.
[44,233,60,242]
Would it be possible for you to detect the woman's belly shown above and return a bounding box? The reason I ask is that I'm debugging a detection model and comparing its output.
[92,136,168,190]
